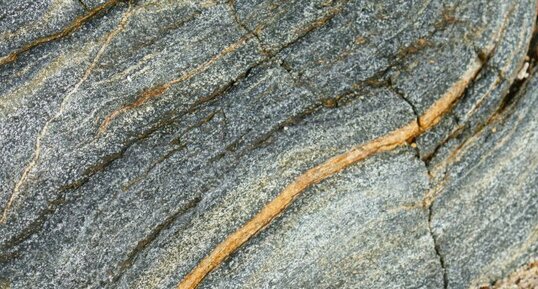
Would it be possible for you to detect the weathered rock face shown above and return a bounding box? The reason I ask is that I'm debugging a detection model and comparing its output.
[0,1,536,289]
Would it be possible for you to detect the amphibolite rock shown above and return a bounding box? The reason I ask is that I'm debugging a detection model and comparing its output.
[0,0,536,288]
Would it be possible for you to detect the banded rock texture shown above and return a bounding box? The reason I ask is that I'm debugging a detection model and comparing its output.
[0,0,536,288]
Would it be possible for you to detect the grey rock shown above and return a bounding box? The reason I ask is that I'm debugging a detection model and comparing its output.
[430,68,538,289]
[0,0,536,288]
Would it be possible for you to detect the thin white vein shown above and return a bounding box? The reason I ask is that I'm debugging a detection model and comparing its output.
[0,2,134,224]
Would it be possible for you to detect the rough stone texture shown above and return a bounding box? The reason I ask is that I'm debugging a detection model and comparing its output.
[430,67,538,289]
[474,260,538,289]
[0,0,536,289]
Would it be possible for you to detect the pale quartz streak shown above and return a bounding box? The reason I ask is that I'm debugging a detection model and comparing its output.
[0,2,134,224]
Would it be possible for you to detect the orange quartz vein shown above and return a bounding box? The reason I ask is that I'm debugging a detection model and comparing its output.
[177,57,483,289]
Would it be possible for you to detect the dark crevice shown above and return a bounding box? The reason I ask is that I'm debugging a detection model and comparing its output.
[227,0,270,56]
[244,102,322,152]
[121,111,219,192]
[496,30,537,114]
[422,15,538,289]
[77,0,90,11]
[103,0,459,142]
[424,62,533,167]
[0,0,127,67]
[420,124,466,164]
[2,0,530,279]
[0,137,138,254]
[420,55,493,289]
[0,0,476,256]
[422,7,537,165]
[421,69,538,286]
[493,66,535,121]
[109,196,202,285]
[389,80,421,122]
[207,98,323,165]
[0,60,260,254]
[415,140,444,286]
[276,59,322,99]
[428,204,448,289]
[121,11,202,57]
[99,0,345,134]
[419,52,490,165]
[388,80,424,159]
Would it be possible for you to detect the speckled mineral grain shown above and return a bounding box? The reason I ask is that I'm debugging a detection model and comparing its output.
[0,1,536,289]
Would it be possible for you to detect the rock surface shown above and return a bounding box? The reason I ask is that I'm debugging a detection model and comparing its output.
[0,0,536,288]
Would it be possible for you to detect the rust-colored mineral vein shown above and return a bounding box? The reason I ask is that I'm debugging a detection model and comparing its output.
[97,34,253,134]
[177,58,483,289]
[0,0,122,67]
[0,2,134,224]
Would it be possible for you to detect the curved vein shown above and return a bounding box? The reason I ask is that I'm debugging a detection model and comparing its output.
[177,56,483,289]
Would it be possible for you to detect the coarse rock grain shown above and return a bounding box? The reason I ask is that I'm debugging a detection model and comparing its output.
[0,0,536,288]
